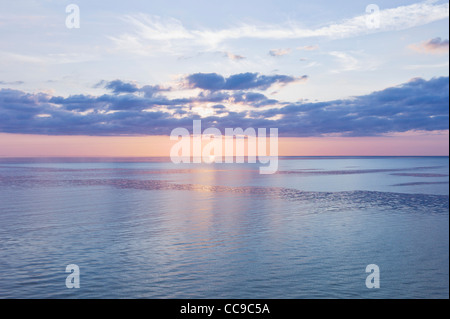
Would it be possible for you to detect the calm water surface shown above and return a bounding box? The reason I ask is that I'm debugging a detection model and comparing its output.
[0,157,448,298]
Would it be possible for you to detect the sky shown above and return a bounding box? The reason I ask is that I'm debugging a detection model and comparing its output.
[0,0,449,156]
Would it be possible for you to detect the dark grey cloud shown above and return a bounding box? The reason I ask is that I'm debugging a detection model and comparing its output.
[192,90,280,108]
[0,76,448,137]
[258,77,449,136]
[186,72,306,91]
[101,80,139,94]
[97,80,170,97]
[232,92,280,107]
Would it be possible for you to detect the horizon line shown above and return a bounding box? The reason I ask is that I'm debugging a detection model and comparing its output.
[0,155,448,159]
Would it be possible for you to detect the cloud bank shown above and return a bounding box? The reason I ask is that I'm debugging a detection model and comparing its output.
[0,75,448,137]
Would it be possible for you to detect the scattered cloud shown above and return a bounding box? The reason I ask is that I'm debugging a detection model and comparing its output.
[100,80,139,94]
[269,48,292,57]
[409,37,449,54]
[223,52,246,61]
[297,45,319,51]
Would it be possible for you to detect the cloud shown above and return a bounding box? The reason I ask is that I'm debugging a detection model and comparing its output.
[140,85,171,97]
[0,51,100,65]
[112,2,449,53]
[186,72,307,91]
[260,76,449,136]
[0,80,24,85]
[100,80,139,94]
[97,80,171,97]
[425,38,450,52]
[269,48,292,57]
[409,37,449,54]
[329,51,360,72]
[0,77,448,137]
[223,52,246,60]
[185,73,225,91]
[297,45,319,51]
[231,92,280,107]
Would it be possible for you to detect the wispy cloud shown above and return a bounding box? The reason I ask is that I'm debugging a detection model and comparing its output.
[223,52,246,61]
[329,51,381,73]
[0,51,46,64]
[329,51,360,72]
[110,2,449,54]
[0,80,24,85]
[0,51,100,65]
[297,45,319,51]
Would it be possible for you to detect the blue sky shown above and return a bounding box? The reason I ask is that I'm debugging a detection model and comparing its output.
[0,0,448,139]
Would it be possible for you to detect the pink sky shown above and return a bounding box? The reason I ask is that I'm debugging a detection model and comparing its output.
[0,131,448,157]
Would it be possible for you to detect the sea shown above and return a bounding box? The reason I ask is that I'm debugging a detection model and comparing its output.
[0,156,448,299]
